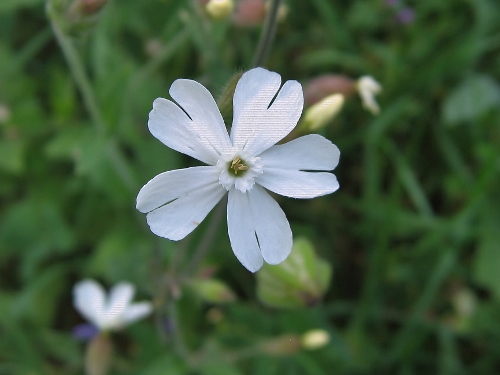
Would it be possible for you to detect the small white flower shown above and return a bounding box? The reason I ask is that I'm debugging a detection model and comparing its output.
[137,67,340,272]
[73,279,152,331]
[357,75,382,115]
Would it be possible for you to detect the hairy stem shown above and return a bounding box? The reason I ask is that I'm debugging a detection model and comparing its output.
[46,0,136,191]
[252,0,282,67]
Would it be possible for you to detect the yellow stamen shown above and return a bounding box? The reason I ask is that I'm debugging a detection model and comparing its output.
[230,156,248,175]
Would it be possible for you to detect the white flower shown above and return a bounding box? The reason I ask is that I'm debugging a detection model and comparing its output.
[136,67,340,272]
[73,279,152,331]
[357,75,382,115]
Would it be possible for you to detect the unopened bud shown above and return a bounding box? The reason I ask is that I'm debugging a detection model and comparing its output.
[257,237,332,309]
[191,278,236,303]
[452,288,477,319]
[304,75,356,105]
[260,334,301,356]
[64,0,108,33]
[206,307,225,324]
[77,0,107,15]
[206,0,234,20]
[302,94,344,130]
[232,0,266,27]
[357,76,382,115]
[301,329,330,350]
[0,103,11,123]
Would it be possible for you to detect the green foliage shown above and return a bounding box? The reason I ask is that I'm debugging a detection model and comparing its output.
[442,74,500,125]
[1,0,500,374]
[257,237,331,308]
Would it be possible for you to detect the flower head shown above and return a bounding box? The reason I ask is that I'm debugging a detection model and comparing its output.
[73,279,152,331]
[136,68,340,272]
[356,75,382,115]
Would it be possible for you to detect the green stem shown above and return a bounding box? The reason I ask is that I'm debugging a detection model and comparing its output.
[184,198,227,276]
[46,0,136,191]
[251,0,282,67]
[387,248,456,363]
[46,1,105,134]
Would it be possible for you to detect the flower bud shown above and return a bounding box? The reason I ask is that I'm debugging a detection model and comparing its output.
[0,103,11,123]
[259,334,301,356]
[191,278,237,303]
[452,288,477,319]
[85,333,112,375]
[301,329,330,350]
[206,307,225,324]
[205,0,234,20]
[64,0,108,33]
[78,0,107,15]
[232,0,266,27]
[303,75,356,106]
[356,76,382,115]
[256,237,332,309]
[302,94,344,131]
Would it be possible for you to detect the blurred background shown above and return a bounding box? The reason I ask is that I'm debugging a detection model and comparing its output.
[1,0,500,374]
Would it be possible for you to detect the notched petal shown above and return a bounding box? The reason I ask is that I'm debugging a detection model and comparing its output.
[259,134,340,171]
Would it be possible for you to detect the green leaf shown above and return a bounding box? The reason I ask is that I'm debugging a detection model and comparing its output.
[13,265,67,326]
[473,229,500,299]
[0,138,25,174]
[256,238,332,309]
[89,229,153,286]
[442,74,500,125]
[0,0,43,13]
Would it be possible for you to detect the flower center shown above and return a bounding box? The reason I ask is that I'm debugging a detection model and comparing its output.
[229,156,249,176]
[217,152,263,193]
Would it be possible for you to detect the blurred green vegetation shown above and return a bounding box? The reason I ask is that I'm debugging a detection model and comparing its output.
[1,0,500,374]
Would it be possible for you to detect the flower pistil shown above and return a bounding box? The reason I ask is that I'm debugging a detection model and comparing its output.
[217,152,263,192]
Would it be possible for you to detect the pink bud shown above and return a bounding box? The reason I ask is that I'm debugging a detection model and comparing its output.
[303,75,356,106]
[78,0,107,15]
[232,0,266,27]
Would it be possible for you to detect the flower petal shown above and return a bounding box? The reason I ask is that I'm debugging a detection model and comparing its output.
[259,134,340,171]
[231,67,304,156]
[146,182,226,241]
[105,282,134,318]
[248,185,292,265]
[73,280,106,327]
[136,166,221,213]
[169,79,231,156]
[148,96,225,165]
[257,169,339,199]
[227,189,264,272]
[120,302,153,326]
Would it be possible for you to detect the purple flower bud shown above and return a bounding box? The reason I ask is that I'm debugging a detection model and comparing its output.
[72,323,99,341]
[396,7,415,24]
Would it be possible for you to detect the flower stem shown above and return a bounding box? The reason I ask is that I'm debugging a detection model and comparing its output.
[46,0,105,134]
[251,0,282,67]
[184,198,227,276]
[46,0,137,191]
